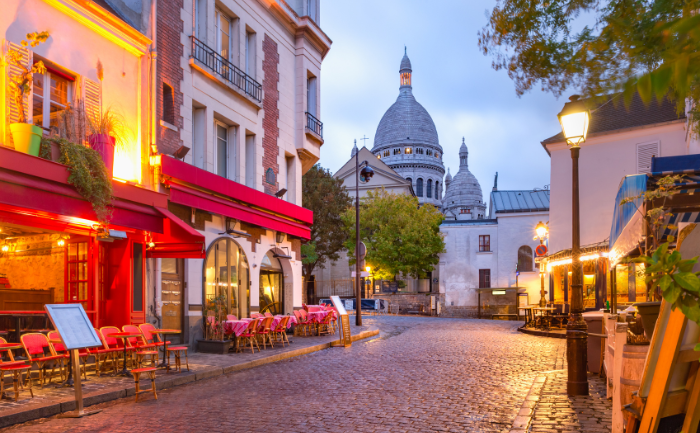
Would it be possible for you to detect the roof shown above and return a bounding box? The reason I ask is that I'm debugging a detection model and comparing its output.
[541,93,685,146]
[490,190,550,214]
[441,219,498,226]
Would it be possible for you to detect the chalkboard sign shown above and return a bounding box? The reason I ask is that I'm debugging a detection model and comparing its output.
[330,296,352,347]
[381,281,398,293]
[44,304,103,350]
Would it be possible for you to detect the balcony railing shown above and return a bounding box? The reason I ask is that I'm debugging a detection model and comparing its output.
[306,112,323,138]
[190,36,262,103]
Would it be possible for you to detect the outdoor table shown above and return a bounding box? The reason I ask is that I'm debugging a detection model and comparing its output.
[150,329,181,369]
[533,307,556,329]
[0,311,48,343]
[272,315,297,330]
[223,320,250,337]
[520,306,536,327]
[110,332,141,378]
[0,343,21,363]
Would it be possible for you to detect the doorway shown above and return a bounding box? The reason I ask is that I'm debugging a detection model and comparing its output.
[259,250,283,315]
[161,258,184,342]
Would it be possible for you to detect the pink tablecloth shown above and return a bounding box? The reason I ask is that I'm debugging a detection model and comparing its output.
[307,310,336,323]
[223,320,251,337]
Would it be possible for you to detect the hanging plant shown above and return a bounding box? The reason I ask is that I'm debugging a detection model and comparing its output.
[57,139,113,224]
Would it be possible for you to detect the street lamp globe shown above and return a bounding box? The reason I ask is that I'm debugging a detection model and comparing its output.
[535,221,548,241]
[557,95,590,147]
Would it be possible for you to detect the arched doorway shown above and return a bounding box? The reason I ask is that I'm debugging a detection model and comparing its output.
[259,250,283,315]
[203,237,250,319]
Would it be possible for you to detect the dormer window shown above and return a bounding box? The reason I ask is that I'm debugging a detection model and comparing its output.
[405,147,412,154]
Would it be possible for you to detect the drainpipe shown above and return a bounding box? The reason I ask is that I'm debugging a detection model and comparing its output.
[150,0,159,192]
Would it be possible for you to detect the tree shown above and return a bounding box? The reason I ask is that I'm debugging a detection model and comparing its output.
[301,164,352,280]
[342,189,445,280]
[478,0,700,133]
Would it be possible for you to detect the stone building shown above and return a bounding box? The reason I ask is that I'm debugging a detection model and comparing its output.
[371,50,445,208]
[442,139,487,220]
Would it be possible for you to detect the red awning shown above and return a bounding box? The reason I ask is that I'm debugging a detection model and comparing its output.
[146,207,205,259]
[167,183,311,240]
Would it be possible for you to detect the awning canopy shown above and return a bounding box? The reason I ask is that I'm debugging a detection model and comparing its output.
[608,174,647,266]
[160,156,313,240]
[147,207,205,259]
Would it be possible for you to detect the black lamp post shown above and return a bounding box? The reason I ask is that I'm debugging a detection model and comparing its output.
[557,94,591,396]
[354,142,374,326]
[535,221,549,307]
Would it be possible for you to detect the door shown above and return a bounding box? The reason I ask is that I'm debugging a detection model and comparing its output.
[161,258,184,341]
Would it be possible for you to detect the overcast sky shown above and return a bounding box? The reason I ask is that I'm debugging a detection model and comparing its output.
[318,0,569,202]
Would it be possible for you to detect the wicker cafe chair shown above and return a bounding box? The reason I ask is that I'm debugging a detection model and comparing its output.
[92,328,120,376]
[165,345,189,373]
[0,363,33,401]
[0,337,24,367]
[20,333,66,388]
[257,317,275,350]
[318,311,336,336]
[239,318,261,353]
[272,316,290,347]
[101,326,138,370]
[293,310,311,336]
[138,323,171,349]
[48,331,90,380]
[123,325,159,368]
[299,309,317,335]
[251,313,263,319]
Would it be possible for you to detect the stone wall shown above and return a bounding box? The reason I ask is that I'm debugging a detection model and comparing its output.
[0,234,64,303]
[156,0,184,155]
[372,293,434,314]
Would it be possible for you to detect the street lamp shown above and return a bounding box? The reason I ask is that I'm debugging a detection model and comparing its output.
[355,140,374,326]
[534,221,549,307]
[557,94,590,396]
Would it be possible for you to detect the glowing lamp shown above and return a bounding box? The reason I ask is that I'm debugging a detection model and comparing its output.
[57,239,65,247]
[365,266,370,273]
[557,95,590,147]
[1,245,8,252]
[535,221,548,242]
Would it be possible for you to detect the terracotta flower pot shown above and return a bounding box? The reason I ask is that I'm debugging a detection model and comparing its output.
[634,301,662,339]
[88,134,115,176]
[10,123,42,156]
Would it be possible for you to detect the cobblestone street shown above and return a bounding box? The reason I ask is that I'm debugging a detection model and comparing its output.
[1,316,611,433]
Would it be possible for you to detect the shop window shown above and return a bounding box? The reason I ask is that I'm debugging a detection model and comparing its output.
[66,241,88,305]
[133,243,143,312]
[479,269,490,288]
[517,245,533,272]
[33,64,73,131]
[479,235,490,252]
[203,237,250,319]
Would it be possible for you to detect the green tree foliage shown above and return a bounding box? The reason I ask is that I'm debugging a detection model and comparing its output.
[301,164,352,279]
[342,189,445,280]
[478,0,700,133]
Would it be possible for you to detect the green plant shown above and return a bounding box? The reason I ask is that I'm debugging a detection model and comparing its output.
[204,294,228,341]
[7,31,49,124]
[87,106,128,152]
[631,238,700,351]
[58,139,113,224]
[39,137,52,160]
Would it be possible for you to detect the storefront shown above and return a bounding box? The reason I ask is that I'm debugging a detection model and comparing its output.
[545,242,609,310]
[0,147,204,333]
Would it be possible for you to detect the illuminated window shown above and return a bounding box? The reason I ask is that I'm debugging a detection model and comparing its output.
[33,64,72,131]
[376,153,381,159]
[405,147,412,154]
[383,150,390,157]
[400,72,411,86]
[426,149,433,156]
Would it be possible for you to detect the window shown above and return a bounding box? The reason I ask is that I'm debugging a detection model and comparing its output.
[216,10,231,60]
[406,177,412,186]
[383,150,390,157]
[204,237,250,319]
[215,122,228,177]
[416,178,423,197]
[518,245,534,272]
[426,149,432,156]
[195,0,207,39]
[435,152,440,158]
[427,179,432,198]
[162,83,174,125]
[460,208,471,214]
[307,76,317,117]
[416,148,424,155]
[405,147,412,154]
[479,269,491,288]
[435,181,440,199]
[393,148,401,155]
[637,141,660,174]
[32,67,72,130]
[479,235,490,252]
[285,155,295,203]
[133,243,144,311]
[66,241,88,304]
[245,134,256,188]
[245,30,256,79]
[192,104,206,169]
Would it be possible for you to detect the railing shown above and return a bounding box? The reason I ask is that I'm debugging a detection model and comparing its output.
[190,36,262,103]
[306,112,323,137]
[313,279,354,299]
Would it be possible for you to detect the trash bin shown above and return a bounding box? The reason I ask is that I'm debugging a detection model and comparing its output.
[583,311,604,373]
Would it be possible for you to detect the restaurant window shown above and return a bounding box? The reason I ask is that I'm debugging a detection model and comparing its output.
[133,243,143,312]
[517,245,533,272]
[260,250,284,315]
[66,241,89,306]
[203,237,250,319]
[479,269,490,288]
[614,263,646,307]
[33,64,72,131]
[479,235,490,252]
[98,244,106,301]
[583,260,596,309]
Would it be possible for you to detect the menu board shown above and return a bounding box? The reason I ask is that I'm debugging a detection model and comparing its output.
[330,296,351,347]
[44,304,103,350]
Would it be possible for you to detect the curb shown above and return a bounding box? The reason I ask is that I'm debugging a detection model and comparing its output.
[0,329,379,429]
[518,327,567,339]
[510,374,547,432]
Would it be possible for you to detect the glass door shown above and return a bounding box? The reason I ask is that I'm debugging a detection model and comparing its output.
[161,258,184,340]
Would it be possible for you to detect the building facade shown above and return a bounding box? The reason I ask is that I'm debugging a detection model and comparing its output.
[371,51,445,208]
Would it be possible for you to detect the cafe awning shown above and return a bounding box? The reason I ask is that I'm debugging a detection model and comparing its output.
[147,207,205,259]
[608,174,647,267]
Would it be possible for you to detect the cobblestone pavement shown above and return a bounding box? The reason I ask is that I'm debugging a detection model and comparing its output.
[1,316,611,433]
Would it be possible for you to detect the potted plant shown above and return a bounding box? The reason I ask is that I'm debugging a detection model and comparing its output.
[197,294,232,354]
[87,107,126,176]
[7,31,49,156]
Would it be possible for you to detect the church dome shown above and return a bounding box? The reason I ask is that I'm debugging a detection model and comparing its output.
[442,138,486,220]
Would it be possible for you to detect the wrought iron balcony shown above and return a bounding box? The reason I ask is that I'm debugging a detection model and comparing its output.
[306,112,323,138]
[190,36,262,103]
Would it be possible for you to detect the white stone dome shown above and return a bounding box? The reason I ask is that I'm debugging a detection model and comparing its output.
[442,139,487,220]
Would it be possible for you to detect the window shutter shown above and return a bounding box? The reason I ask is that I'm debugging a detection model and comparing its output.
[637,142,659,174]
[4,41,32,147]
[82,77,101,125]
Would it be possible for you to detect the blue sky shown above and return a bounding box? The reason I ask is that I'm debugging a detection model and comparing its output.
[318,0,569,202]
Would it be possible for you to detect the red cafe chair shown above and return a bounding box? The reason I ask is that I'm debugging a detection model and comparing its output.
[257,317,275,350]
[20,333,66,387]
[272,316,290,347]
[47,331,90,380]
[100,326,137,370]
[92,328,121,376]
[239,319,261,353]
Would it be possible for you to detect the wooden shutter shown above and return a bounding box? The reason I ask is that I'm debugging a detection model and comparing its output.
[83,77,101,125]
[637,142,660,174]
[4,41,32,147]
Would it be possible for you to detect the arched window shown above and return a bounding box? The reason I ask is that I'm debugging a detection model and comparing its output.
[203,237,250,319]
[435,181,440,199]
[517,245,534,272]
[426,149,433,156]
[427,179,433,198]
[416,178,423,197]
[406,177,412,186]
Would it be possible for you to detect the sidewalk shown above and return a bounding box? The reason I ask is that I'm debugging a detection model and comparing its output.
[0,324,379,429]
